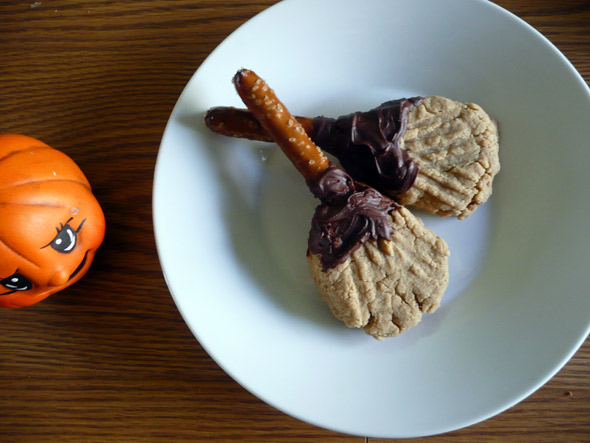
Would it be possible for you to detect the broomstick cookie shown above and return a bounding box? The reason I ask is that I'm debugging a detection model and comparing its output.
[206,95,500,219]
[233,69,449,339]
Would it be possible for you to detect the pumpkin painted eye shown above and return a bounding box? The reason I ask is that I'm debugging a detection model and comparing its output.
[42,217,86,254]
[0,272,33,295]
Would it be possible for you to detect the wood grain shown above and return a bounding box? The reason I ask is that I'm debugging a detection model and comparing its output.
[0,1,588,442]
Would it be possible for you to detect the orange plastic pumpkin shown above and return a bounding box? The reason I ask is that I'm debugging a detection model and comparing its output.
[0,134,105,308]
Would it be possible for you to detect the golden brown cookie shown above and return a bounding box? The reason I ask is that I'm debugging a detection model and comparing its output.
[307,206,449,340]
[397,96,500,219]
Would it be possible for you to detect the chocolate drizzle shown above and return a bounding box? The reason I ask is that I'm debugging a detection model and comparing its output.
[307,166,399,271]
[312,97,422,196]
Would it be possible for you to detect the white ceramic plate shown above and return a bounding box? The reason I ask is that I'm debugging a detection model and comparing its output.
[153,0,590,437]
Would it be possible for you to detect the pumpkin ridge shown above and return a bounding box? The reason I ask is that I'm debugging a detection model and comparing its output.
[0,178,92,192]
[0,235,41,269]
[0,146,55,165]
[0,202,66,208]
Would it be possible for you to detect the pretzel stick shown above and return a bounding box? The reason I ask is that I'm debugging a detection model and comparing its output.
[205,106,316,143]
[233,69,330,184]
[205,96,421,197]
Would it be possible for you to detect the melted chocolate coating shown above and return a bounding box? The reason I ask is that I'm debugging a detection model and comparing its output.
[308,167,399,271]
[312,97,422,196]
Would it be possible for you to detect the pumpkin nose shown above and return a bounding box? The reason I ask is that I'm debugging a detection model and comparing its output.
[48,269,70,286]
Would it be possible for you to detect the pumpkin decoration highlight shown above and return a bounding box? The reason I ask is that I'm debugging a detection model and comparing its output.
[0,134,105,308]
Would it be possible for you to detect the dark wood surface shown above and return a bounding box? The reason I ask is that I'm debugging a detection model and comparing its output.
[1,1,588,441]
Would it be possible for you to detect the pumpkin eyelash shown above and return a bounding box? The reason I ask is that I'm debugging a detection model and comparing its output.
[75,218,86,233]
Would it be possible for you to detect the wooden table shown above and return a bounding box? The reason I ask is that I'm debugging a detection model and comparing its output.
[1,1,588,441]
